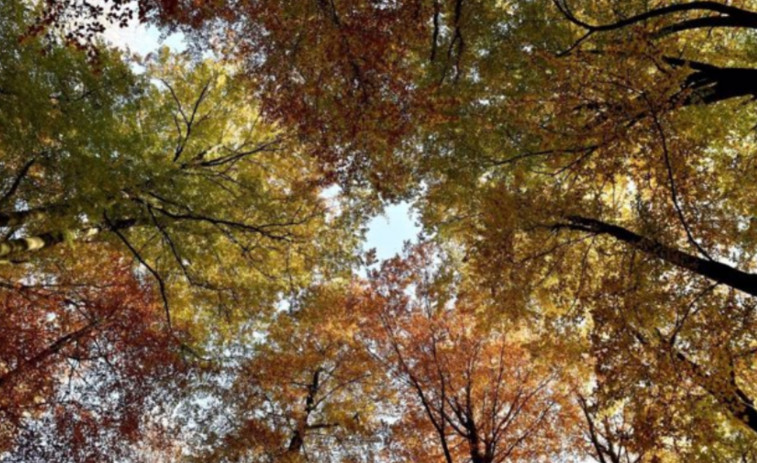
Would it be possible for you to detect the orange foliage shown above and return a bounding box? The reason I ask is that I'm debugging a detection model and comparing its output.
[357,246,581,463]
[0,248,188,460]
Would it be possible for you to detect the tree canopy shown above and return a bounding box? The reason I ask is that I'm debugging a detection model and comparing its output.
[5,0,757,461]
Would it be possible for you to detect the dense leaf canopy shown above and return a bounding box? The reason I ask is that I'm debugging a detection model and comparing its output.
[4,0,757,461]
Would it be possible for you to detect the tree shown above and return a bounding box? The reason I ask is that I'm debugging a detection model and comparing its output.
[180,284,390,463]
[0,245,187,461]
[1,1,362,459]
[358,245,581,463]
[34,0,533,202]
[1,0,356,338]
[510,1,757,447]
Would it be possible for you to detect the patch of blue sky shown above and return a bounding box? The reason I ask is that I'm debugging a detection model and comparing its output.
[365,202,421,261]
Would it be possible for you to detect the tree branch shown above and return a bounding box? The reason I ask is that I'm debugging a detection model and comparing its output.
[554,1,757,34]
[105,214,172,330]
[552,215,757,297]
[0,158,35,206]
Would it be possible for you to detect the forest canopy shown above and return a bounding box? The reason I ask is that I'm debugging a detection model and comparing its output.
[3,0,757,461]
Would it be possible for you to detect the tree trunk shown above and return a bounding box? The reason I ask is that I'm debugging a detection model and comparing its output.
[665,57,757,106]
[0,218,136,260]
[285,368,322,456]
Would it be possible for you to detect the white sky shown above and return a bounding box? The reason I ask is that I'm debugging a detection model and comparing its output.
[102,15,185,56]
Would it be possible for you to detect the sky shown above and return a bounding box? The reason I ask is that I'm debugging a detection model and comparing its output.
[103,21,420,262]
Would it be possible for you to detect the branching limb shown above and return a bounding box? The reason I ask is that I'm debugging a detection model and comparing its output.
[552,215,757,296]
[554,1,757,35]
[105,213,172,330]
[642,94,713,261]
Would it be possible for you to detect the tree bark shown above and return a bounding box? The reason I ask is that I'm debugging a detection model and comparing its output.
[0,218,136,260]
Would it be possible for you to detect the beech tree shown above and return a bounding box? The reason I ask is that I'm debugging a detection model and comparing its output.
[2,2,360,459]
[124,0,757,456]
[1,0,357,336]
[187,284,389,463]
[356,246,581,463]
